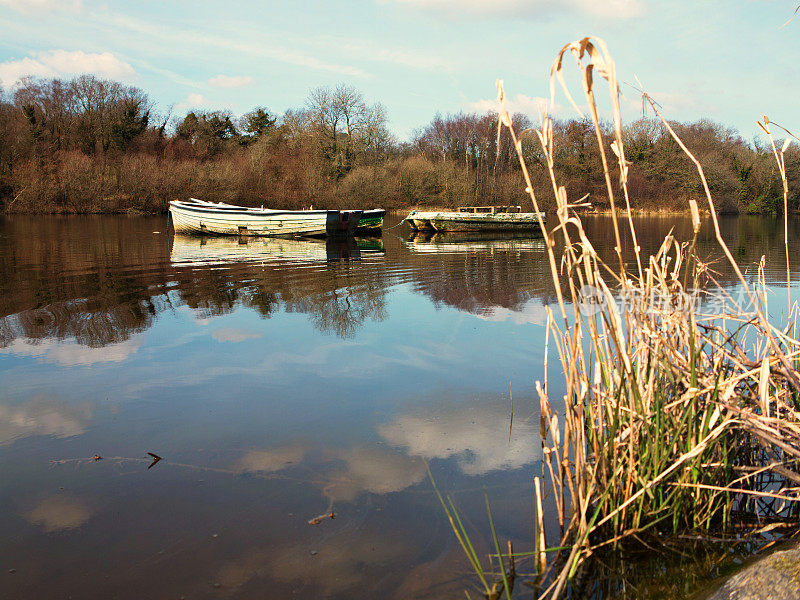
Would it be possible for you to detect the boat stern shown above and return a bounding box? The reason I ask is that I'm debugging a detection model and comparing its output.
[326,210,362,236]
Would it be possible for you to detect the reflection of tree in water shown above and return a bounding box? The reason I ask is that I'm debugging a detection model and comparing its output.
[177,270,242,319]
[578,215,800,287]
[4,214,799,350]
[172,260,389,337]
[401,215,800,320]
[243,288,280,319]
[422,254,541,315]
[0,217,391,345]
[19,300,156,347]
[0,300,156,350]
[0,216,173,348]
[285,276,388,338]
[399,236,558,316]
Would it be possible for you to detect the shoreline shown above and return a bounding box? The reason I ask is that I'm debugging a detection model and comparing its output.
[0,202,789,217]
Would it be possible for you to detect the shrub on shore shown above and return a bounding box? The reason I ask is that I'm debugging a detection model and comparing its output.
[0,76,796,214]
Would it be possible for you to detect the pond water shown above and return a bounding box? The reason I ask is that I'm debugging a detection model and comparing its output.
[0,212,798,599]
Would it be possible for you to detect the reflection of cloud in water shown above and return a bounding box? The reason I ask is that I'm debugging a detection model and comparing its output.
[324,447,426,502]
[24,496,92,532]
[0,397,91,445]
[216,531,411,596]
[237,442,426,502]
[211,327,262,343]
[392,543,473,600]
[269,532,410,594]
[236,401,537,501]
[0,336,142,365]
[379,403,540,476]
[237,443,307,473]
[215,551,273,590]
[121,339,370,398]
[476,299,549,326]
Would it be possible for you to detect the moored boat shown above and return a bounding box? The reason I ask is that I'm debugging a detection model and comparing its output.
[169,199,361,237]
[354,209,386,234]
[405,211,441,231]
[405,206,545,232]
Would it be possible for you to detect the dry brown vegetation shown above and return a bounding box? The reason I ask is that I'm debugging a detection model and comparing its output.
[432,37,800,600]
[0,76,797,214]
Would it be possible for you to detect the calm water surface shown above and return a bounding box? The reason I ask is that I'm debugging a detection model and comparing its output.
[1,213,799,599]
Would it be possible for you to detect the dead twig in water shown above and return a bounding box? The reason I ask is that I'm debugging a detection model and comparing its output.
[307,512,336,525]
[147,452,163,469]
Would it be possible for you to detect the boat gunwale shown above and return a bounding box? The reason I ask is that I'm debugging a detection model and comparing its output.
[169,202,333,218]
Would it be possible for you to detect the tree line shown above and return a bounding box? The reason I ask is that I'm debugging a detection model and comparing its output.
[0,74,796,214]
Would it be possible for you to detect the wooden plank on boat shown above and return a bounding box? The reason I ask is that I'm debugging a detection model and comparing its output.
[405,208,545,232]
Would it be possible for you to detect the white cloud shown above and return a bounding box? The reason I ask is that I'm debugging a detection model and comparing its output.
[238,443,307,473]
[0,0,81,14]
[389,0,643,19]
[208,74,254,88]
[236,442,426,502]
[641,90,698,114]
[323,447,427,502]
[0,50,136,87]
[0,397,92,445]
[262,530,410,597]
[466,93,564,119]
[0,336,141,366]
[577,0,643,18]
[311,36,453,73]
[174,93,234,112]
[476,299,549,325]
[24,496,92,532]
[176,93,208,111]
[185,93,205,105]
[107,13,369,78]
[379,401,540,476]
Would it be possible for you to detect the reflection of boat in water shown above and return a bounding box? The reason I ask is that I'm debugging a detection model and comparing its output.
[405,206,546,232]
[169,198,361,237]
[170,235,369,266]
[354,237,385,254]
[405,231,546,253]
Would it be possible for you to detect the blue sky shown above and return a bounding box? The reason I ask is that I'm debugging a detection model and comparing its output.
[0,0,797,141]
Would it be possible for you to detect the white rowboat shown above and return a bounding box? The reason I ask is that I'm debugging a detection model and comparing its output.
[169,198,361,237]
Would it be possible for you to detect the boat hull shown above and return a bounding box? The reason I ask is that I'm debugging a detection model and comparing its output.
[327,210,362,236]
[406,210,545,232]
[406,212,440,231]
[169,201,361,237]
[354,209,386,234]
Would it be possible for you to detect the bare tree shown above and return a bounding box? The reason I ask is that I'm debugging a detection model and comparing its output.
[305,84,389,179]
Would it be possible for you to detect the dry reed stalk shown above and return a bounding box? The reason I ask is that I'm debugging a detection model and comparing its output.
[534,476,547,575]
[454,35,800,600]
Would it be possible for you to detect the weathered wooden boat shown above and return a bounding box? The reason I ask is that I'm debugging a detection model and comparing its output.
[169,198,361,237]
[405,206,545,232]
[354,209,386,234]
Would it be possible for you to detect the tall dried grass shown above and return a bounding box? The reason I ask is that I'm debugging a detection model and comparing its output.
[442,36,800,599]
